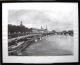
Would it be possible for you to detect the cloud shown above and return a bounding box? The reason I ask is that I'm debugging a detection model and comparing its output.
[8,10,74,31]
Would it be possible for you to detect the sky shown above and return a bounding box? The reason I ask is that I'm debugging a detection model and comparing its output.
[8,3,78,31]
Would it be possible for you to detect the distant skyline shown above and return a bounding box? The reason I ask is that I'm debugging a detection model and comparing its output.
[8,3,78,31]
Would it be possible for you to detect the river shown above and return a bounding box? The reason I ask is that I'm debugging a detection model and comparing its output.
[21,35,73,56]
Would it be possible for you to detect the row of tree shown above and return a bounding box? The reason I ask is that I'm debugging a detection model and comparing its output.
[51,30,73,36]
[8,24,74,36]
[8,24,32,34]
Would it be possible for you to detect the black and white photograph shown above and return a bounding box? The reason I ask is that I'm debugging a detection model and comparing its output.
[2,3,78,63]
[8,10,74,56]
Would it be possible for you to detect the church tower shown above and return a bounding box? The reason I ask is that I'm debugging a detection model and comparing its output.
[20,21,23,26]
[41,26,43,29]
[45,25,47,30]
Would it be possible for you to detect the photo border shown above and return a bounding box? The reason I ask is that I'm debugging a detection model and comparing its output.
[1,1,79,64]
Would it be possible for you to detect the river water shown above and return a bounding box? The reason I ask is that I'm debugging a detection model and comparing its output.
[21,35,74,56]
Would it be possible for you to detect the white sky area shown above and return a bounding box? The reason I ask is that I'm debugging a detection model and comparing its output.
[8,3,78,31]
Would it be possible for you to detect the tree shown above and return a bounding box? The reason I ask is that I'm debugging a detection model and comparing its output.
[52,30,56,34]
[8,24,33,34]
[68,30,73,36]
[62,30,67,35]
